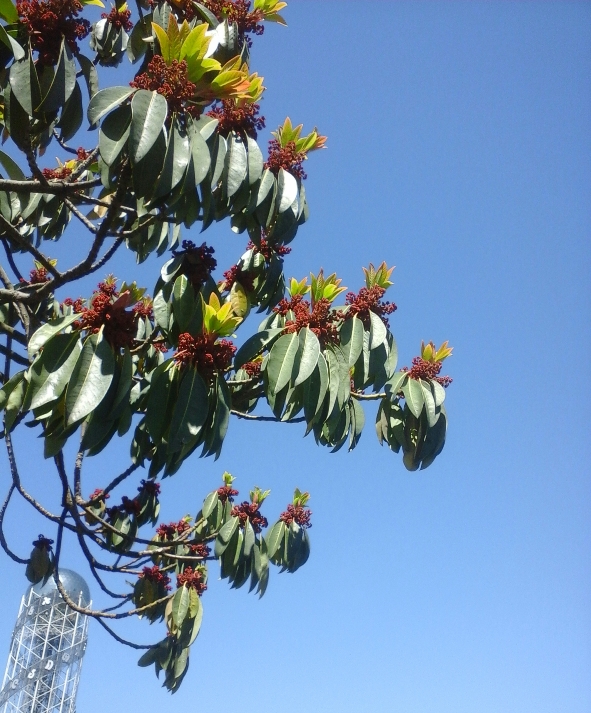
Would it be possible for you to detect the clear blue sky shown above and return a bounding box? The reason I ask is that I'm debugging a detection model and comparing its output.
[1,2,590,712]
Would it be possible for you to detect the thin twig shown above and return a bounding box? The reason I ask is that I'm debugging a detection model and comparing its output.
[230,409,306,423]
[0,213,61,278]
[1,237,25,282]
[62,197,98,233]
[0,484,28,564]
[351,392,386,401]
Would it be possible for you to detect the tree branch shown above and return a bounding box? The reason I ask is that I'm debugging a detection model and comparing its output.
[0,177,102,194]
[0,485,29,564]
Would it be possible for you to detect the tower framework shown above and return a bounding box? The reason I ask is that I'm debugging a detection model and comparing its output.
[0,570,90,713]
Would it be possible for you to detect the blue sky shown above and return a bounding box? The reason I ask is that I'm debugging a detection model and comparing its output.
[1,2,590,712]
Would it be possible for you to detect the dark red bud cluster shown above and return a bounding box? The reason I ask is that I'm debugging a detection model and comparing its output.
[141,565,171,590]
[241,360,261,378]
[101,6,133,31]
[176,566,207,595]
[246,238,291,262]
[138,479,160,496]
[131,57,199,117]
[32,534,54,549]
[62,297,84,312]
[88,488,109,502]
[274,295,340,347]
[173,241,217,291]
[402,357,453,388]
[345,286,397,329]
[107,495,141,518]
[27,267,49,284]
[17,0,90,65]
[265,139,307,180]
[231,501,268,534]
[207,101,265,139]
[71,278,149,350]
[279,504,312,529]
[156,520,190,541]
[200,0,264,44]
[222,264,255,293]
[42,166,73,180]
[188,543,211,558]
[76,147,90,160]
[173,333,236,380]
[216,485,239,504]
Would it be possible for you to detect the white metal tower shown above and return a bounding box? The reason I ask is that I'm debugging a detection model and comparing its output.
[0,570,90,713]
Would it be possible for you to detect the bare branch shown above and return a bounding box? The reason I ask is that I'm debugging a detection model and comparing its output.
[0,177,102,194]
[351,392,386,401]
[1,237,25,282]
[62,197,98,233]
[0,485,29,564]
[0,213,61,278]
[230,409,306,423]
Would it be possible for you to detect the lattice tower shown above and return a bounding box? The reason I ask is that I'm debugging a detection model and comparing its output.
[0,570,90,713]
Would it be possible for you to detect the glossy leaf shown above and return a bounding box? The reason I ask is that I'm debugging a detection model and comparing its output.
[339,316,364,367]
[39,41,77,112]
[402,377,424,419]
[169,367,208,452]
[293,327,320,387]
[65,330,115,426]
[88,86,135,127]
[130,90,168,164]
[267,331,299,394]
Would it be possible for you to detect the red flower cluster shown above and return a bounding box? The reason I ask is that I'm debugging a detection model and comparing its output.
[246,237,291,262]
[279,504,312,529]
[222,264,254,293]
[217,484,239,503]
[345,286,397,329]
[176,566,207,595]
[17,0,90,65]
[76,147,90,160]
[173,241,217,291]
[138,479,161,496]
[174,333,236,380]
[62,296,84,312]
[156,520,190,541]
[27,266,49,284]
[274,295,340,346]
[265,139,307,180]
[42,166,72,180]
[207,100,265,139]
[71,278,148,350]
[241,360,261,378]
[101,6,132,31]
[32,534,54,549]
[107,495,141,518]
[188,542,211,558]
[131,57,198,117]
[88,488,109,502]
[231,501,268,533]
[201,0,264,44]
[402,357,453,388]
[141,565,171,590]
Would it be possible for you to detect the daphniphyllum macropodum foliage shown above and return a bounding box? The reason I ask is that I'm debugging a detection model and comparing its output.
[0,0,453,691]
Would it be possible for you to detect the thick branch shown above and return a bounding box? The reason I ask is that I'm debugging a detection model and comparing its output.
[0,177,102,194]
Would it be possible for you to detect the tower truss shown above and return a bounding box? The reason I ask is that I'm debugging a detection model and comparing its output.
[0,570,90,713]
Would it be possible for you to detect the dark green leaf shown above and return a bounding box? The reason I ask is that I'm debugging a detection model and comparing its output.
[339,316,364,367]
[169,367,208,452]
[29,332,81,410]
[77,53,99,97]
[56,81,83,141]
[225,133,247,197]
[9,54,41,117]
[171,585,190,629]
[88,86,135,128]
[246,136,263,185]
[368,310,387,350]
[0,0,18,24]
[188,124,211,186]
[99,103,131,166]
[265,520,285,558]
[267,331,299,394]
[129,89,168,164]
[0,25,24,60]
[153,119,190,198]
[39,41,76,112]
[65,330,115,426]
[402,377,424,419]
[234,327,284,368]
[28,313,80,358]
[277,167,298,213]
[293,327,320,387]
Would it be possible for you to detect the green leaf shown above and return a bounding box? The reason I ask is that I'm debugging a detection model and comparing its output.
[277,167,298,213]
[402,377,424,419]
[188,123,211,186]
[0,25,24,60]
[38,41,77,112]
[420,381,438,427]
[29,333,82,410]
[243,519,255,557]
[225,133,248,197]
[169,367,208,452]
[99,103,131,166]
[0,371,24,412]
[65,330,115,426]
[88,86,135,128]
[368,310,387,350]
[265,520,285,558]
[171,275,196,332]
[9,54,41,117]
[339,316,364,368]
[28,313,80,358]
[145,362,176,443]
[56,81,83,142]
[431,379,446,407]
[4,376,25,431]
[385,370,408,397]
[0,0,18,24]
[267,331,299,394]
[77,53,99,97]
[234,328,283,368]
[153,119,190,198]
[202,490,219,519]
[246,136,263,185]
[210,133,227,187]
[171,586,190,629]
[218,515,239,545]
[293,327,320,387]
[129,90,168,164]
